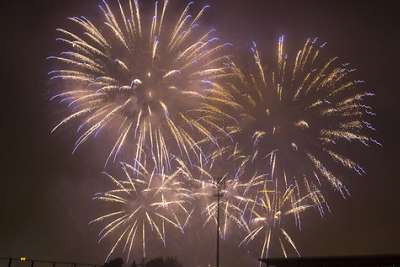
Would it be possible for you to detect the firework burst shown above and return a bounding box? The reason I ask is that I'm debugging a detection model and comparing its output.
[49,0,232,168]
[204,36,379,202]
[90,161,192,261]
[241,182,319,260]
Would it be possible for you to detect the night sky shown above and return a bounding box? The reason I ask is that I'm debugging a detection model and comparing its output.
[1,0,400,266]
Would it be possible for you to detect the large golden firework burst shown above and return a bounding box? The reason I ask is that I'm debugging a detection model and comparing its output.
[203,36,379,204]
[49,0,232,168]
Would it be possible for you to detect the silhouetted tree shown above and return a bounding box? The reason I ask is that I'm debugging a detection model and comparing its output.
[163,257,182,267]
[103,258,124,267]
[145,257,182,267]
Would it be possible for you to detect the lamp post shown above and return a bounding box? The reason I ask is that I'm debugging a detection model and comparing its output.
[214,179,225,267]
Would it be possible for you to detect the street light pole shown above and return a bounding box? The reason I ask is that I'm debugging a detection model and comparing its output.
[216,184,220,267]
[215,179,225,267]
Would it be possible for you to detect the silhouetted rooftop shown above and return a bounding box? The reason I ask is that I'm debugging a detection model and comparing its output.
[260,255,400,267]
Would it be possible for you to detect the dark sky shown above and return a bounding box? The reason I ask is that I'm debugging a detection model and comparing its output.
[1,0,400,266]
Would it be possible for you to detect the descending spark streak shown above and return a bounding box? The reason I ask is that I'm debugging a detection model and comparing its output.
[91,161,192,261]
[49,0,232,167]
[203,36,377,203]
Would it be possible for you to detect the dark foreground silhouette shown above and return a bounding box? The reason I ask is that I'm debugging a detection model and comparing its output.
[3,254,400,267]
[103,257,182,267]
[259,254,400,266]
